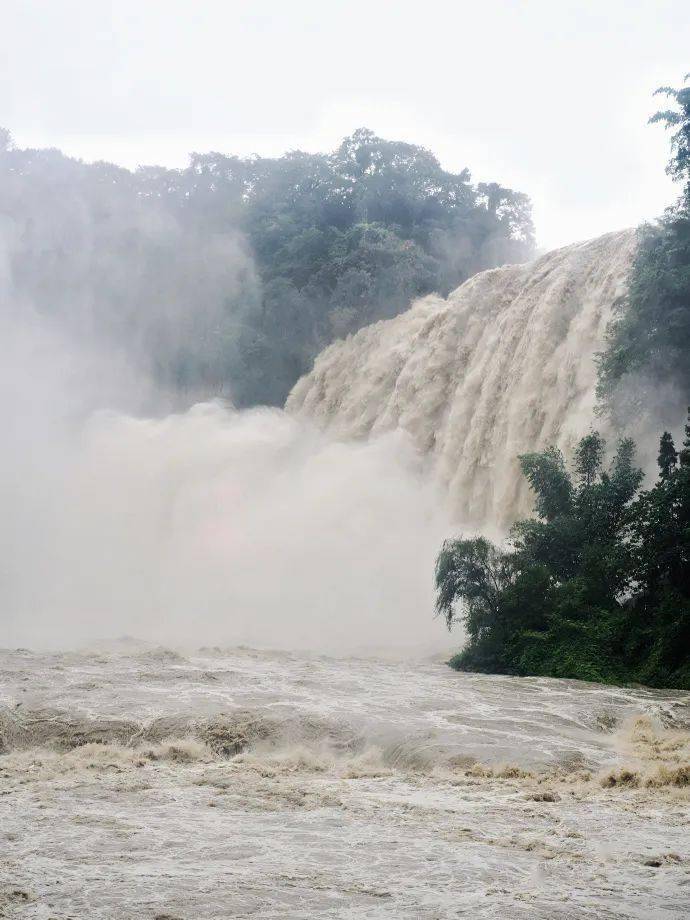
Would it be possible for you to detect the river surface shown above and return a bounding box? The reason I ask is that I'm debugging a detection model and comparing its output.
[1,642,689,918]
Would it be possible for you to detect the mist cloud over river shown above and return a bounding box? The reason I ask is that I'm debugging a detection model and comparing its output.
[1,309,452,651]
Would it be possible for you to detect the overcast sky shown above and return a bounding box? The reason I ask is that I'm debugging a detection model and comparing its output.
[1,0,688,249]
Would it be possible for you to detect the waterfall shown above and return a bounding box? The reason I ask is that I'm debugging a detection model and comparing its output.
[287,230,637,528]
[3,229,637,648]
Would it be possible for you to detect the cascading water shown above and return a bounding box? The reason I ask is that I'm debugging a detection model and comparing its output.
[287,230,638,528]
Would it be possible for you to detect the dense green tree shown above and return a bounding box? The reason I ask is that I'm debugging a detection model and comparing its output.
[517,447,573,521]
[680,407,690,466]
[435,537,515,633]
[574,432,605,487]
[625,418,690,686]
[436,415,690,689]
[658,431,678,478]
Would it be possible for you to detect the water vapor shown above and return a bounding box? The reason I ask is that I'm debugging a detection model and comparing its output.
[1,308,450,651]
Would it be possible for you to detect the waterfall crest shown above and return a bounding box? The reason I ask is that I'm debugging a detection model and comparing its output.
[287,230,637,527]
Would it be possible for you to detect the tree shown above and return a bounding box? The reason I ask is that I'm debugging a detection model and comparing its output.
[680,407,690,467]
[517,447,573,521]
[649,75,690,187]
[574,432,605,488]
[627,426,690,684]
[436,416,689,689]
[435,537,514,632]
[658,431,678,478]
[1,128,534,408]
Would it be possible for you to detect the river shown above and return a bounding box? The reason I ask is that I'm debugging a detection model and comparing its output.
[1,642,688,918]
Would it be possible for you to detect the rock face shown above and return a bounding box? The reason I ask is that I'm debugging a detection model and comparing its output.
[287,230,637,528]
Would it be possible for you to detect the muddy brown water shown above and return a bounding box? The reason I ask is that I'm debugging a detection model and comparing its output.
[1,642,689,918]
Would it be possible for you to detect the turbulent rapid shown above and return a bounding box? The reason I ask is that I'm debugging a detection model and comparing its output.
[288,230,637,526]
[1,644,689,919]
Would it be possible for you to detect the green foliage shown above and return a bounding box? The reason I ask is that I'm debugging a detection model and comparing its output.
[199,128,534,403]
[649,76,690,186]
[658,431,678,478]
[435,537,515,633]
[681,407,690,466]
[436,418,690,689]
[517,447,573,521]
[573,432,605,488]
[0,128,534,407]
[598,75,690,415]
[597,215,690,409]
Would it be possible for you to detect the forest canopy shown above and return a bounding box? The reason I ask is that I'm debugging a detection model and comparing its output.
[0,127,534,407]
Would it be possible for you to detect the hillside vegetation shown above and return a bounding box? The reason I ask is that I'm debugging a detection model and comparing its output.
[0,127,533,407]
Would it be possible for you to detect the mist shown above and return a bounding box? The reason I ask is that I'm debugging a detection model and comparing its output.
[1,307,452,653]
[0,141,263,406]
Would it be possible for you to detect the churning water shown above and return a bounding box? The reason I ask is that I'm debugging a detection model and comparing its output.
[1,643,689,919]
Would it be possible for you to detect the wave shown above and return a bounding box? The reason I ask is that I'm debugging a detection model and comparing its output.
[3,705,688,794]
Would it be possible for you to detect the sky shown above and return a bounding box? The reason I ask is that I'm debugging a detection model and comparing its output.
[1,0,688,250]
